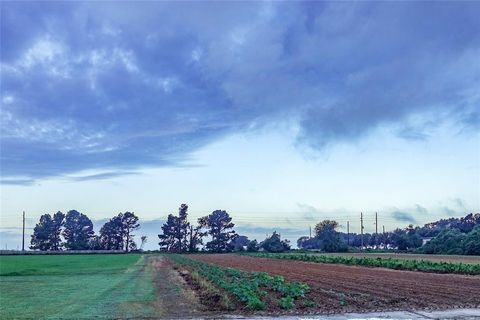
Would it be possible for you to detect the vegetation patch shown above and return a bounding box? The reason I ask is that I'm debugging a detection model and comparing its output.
[242,252,480,275]
[169,255,311,311]
[175,266,235,311]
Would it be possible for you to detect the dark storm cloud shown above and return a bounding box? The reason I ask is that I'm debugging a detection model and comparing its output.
[1,1,479,179]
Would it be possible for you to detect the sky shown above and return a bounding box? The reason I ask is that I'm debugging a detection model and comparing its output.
[1,1,479,250]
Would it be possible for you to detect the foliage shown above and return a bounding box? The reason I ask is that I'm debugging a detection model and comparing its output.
[328,213,480,250]
[464,225,480,255]
[242,252,480,275]
[279,296,295,309]
[308,220,348,252]
[169,255,310,311]
[100,215,125,250]
[247,239,260,252]
[158,204,205,252]
[122,212,140,253]
[260,231,290,252]
[418,213,480,237]
[187,224,205,252]
[30,211,65,251]
[199,210,236,252]
[421,225,480,255]
[63,210,95,250]
[231,235,250,251]
[158,214,183,252]
[99,212,139,252]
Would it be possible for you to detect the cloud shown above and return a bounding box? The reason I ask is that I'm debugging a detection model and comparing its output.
[391,211,417,224]
[70,171,140,182]
[0,178,36,186]
[453,198,466,209]
[2,2,479,179]
[414,204,429,215]
[296,203,322,221]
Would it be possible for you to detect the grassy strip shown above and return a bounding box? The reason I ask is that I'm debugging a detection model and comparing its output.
[169,255,309,311]
[241,252,480,275]
[0,254,140,276]
[0,255,156,319]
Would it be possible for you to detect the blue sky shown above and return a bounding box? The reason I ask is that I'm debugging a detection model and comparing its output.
[1,1,479,249]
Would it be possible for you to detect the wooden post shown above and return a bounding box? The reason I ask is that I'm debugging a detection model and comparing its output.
[22,211,25,252]
[360,212,364,249]
[347,221,350,246]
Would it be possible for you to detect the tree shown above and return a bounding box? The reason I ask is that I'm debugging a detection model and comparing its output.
[158,204,191,252]
[30,214,55,251]
[51,211,65,250]
[314,220,347,252]
[199,210,236,252]
[297,236,320,250]
[187,224,205,252]
[464,225,480,255]
[390,226,422,251]
[247,239,260,252]
[159,214,181,252]
[88,235,103,250]
[100,215,124,250]
[122,212,140,252]
[231,235,250,251]
[261,231,290,252]
[63,210,94,250]
[422,229,466,254]
[30,211,65,251]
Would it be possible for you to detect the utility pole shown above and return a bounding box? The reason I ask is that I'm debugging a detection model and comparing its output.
[383,225,385,234]
[22,211,25,252]
[360,212,364,249]
[309,226,312,239]
[347,221,350,246]
[375,212,378,235]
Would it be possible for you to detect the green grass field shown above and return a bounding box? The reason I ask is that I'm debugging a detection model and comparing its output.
[0,254,156,319]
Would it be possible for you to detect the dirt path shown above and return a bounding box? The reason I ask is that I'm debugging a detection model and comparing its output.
[147,255,205,318]
[189,254,480,314]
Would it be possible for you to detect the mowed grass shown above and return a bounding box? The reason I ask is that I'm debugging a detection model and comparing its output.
[0,254,156,319]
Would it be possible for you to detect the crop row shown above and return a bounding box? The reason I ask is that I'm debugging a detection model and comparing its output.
[169,255,310,310]
[243,252,480,275]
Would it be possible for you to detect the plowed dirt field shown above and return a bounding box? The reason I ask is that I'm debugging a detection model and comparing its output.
[189,254,480,313]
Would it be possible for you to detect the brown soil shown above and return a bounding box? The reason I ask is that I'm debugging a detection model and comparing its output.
[189,254,480,314]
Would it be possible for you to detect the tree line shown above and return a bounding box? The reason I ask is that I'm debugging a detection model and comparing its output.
[297,213,480,255]
[30,206,479,255]
[30,210,140,252]
[156,204,294,253]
